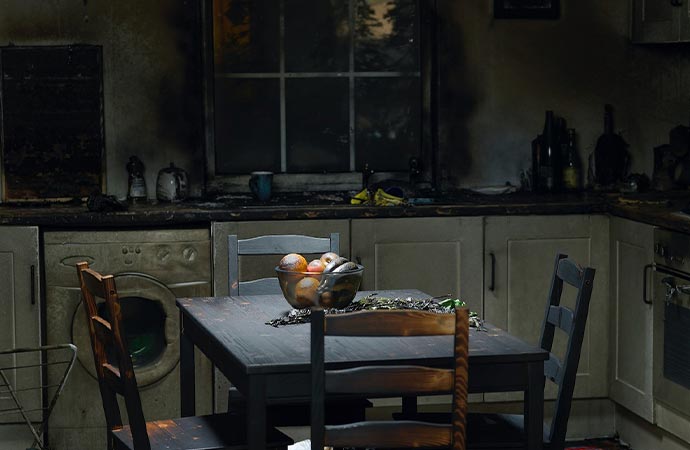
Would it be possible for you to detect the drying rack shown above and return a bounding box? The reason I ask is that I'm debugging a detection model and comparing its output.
[0,344,77,450]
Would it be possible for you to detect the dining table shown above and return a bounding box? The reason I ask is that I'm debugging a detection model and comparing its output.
[177,289,548,450]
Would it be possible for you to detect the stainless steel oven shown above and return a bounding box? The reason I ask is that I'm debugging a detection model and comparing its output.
[652,228,690,441]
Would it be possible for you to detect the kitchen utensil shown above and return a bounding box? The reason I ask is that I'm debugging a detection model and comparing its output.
[156,163,188,202]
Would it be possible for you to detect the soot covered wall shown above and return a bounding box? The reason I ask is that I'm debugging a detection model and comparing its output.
[0,0,203,199]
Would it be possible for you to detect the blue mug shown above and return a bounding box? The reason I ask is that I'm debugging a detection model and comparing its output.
[249,171,273,202]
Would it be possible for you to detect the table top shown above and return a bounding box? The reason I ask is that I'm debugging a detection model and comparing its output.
[177,289,548,376]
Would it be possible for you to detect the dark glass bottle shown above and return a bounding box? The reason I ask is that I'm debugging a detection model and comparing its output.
[531,135,542,192]
[540,111,559,192]
[562,129,580,191]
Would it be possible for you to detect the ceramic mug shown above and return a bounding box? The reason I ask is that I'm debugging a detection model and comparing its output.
[249,171,273,202]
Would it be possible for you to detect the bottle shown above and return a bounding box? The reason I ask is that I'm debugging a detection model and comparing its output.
[531,135,542,192]
[126,155,147,204]
[540,111,559,192]
[593,104,629,187]
[562,129,580,191]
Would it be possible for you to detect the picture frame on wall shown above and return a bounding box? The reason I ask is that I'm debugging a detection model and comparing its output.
[494,0,560,19]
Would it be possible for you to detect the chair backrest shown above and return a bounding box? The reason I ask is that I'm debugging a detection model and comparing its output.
[539,253,596,449]
[228,233,339,295]
[76,262,151,450]
[310,308,469,450]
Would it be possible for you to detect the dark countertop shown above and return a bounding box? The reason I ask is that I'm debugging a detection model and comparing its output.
[0,190,689,234]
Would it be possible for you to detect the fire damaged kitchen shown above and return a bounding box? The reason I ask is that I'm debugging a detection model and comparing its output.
[2,1,690,450]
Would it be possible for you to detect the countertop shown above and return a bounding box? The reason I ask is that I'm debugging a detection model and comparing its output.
[0,190,689,234]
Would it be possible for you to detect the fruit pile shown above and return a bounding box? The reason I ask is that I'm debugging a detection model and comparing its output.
[277,252,362,309]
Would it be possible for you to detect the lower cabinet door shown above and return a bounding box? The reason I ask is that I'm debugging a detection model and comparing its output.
[0,226,41,422]
[484,215,610,401]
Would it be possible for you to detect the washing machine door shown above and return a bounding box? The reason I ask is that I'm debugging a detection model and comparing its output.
[72,272,179,388]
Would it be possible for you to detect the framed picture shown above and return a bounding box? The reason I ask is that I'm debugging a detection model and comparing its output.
[494,0,560,19]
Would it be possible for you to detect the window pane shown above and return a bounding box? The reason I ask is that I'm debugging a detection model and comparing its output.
[286,78,349,172]
[214,78,281,174]
[285,0,350,72]
[355,77,419,171]
[213,0,279,73]
[355,0,419,72]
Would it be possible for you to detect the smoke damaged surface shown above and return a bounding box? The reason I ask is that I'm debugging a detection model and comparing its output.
[0,45,104,200]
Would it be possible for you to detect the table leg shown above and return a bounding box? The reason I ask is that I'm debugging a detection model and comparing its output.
[180,317,195,417]
[247,375,267,450]
[525,361,545,450]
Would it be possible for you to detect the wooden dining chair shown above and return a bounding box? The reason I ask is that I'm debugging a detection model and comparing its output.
[396,253,595,450]
[76,261,293,450]
[310,307,470,450]
[467,253,595,450]
[225,232,371,426]
[227,233,339,295]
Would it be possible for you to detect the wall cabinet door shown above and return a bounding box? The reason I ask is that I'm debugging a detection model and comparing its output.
[609,217,655,423]
[632,0,687,43]
[0,226,41,422]
[484,215,610,401]
[350,217,484,315]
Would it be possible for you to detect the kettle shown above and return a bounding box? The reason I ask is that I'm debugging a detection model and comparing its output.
[156,163,188,202]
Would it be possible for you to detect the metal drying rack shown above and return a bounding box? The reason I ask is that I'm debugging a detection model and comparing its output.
[0,344,77,450]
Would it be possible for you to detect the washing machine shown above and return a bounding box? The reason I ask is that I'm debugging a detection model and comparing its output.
[44,229,213,450]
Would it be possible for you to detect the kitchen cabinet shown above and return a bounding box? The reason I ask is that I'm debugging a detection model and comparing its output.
[631,0,690,43]
[350,217,484,314]
[484,215,610,401]
[0,226,41,422]
[609,218,655,423]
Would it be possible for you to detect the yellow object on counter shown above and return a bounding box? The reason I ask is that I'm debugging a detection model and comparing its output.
[350,189,370,205]
[373,188,404,206]
[350,188,405,206]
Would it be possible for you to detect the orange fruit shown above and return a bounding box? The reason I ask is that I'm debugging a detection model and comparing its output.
[295,277,319,307]
[307,259,326,273]
[279,253,308,272]
[320,252,339,265]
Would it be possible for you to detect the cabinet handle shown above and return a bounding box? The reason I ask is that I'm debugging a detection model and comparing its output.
[30,265,36,306]
[643,263,653,305]
[489,252,496,292]
[671,0,682,6]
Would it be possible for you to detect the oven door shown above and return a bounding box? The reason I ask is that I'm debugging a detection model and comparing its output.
[653,264,690,420]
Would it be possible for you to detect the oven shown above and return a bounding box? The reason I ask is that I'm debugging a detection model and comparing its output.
[652,228,690,441]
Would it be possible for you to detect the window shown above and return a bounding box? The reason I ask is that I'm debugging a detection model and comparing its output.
[205,0,429,191]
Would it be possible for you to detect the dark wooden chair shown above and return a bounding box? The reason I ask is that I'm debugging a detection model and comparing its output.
[310,307,470,450]
[225,232,371,426]
[396,253,596,450]
[76,262,292,450]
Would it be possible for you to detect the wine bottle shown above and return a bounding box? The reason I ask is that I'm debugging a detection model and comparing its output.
[540,111,558,192]
[562,129,580,191]
[593,104,629,187]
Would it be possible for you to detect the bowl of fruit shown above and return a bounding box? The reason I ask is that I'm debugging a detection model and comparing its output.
[276,252,363,309]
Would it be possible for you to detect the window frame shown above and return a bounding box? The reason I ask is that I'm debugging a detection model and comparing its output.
[202,0,438,193]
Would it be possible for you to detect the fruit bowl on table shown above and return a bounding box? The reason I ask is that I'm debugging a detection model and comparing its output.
[275,264,364,310]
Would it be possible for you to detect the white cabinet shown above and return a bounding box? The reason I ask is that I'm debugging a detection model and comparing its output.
[609,218,655,422]
[632,0,690,43]
[484,215,610,401]
[0,226,41,422]
[350,217,484,314]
